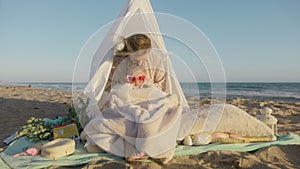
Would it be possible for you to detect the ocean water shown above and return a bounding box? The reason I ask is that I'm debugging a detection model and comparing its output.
[1,82,300,103]
[181,83,300,103]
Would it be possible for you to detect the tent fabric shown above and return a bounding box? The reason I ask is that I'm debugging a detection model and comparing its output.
[83,0,191,120]
[79,0,199,160]
[1,134,300,169]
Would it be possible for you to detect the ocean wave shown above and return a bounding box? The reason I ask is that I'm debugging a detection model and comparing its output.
[224,91,300,100]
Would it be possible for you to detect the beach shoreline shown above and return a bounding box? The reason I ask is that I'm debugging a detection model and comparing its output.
[0,86,299,168]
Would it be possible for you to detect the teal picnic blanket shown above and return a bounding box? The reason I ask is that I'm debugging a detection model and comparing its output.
[1,134,300,169]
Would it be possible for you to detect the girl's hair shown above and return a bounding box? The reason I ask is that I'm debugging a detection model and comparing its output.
[115,34,151,57]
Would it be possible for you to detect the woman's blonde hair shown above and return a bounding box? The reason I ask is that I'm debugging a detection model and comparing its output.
[115,34,151,57]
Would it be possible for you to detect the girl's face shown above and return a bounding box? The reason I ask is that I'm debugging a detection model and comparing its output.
[129,49,150,66]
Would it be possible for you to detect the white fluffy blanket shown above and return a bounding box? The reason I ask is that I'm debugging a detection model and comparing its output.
[83,83,182,162]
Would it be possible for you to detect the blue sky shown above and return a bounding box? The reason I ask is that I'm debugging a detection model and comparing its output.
[0,0,299,82]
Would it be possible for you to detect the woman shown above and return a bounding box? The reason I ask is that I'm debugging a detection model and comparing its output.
[82,34,183,163]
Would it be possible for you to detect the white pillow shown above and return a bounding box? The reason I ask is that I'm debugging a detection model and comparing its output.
[189,104,275,138]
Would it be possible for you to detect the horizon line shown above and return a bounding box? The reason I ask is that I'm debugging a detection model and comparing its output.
[1,81,300,84]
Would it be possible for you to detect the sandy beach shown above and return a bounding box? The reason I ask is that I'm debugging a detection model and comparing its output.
[0,86,299,169]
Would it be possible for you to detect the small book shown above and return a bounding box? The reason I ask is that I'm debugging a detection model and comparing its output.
[53,123,80,140]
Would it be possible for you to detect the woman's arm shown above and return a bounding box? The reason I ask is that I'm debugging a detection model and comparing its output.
[153,67,167,91]
[151,53,167,91]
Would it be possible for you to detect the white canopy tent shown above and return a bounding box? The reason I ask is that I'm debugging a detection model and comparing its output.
[77,0,199,160]
[84,0,191,125]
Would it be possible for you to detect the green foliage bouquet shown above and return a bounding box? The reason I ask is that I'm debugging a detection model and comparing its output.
[17,117,52,142]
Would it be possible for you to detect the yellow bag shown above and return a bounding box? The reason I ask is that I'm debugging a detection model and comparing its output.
[53,123,79,140]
